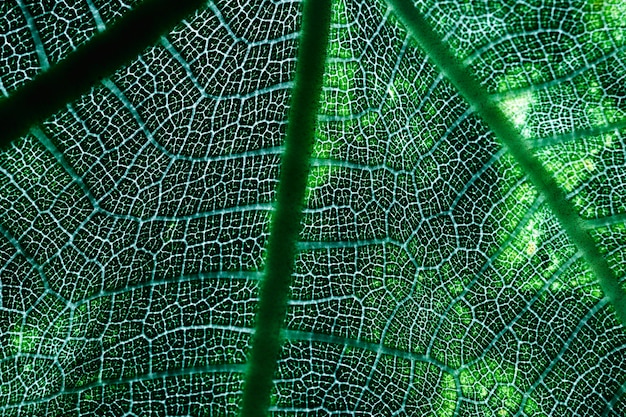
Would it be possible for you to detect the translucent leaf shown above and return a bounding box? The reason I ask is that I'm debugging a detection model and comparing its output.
[0,0,624,415]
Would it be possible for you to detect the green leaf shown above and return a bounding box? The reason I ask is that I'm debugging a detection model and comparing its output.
[0,0,625,416]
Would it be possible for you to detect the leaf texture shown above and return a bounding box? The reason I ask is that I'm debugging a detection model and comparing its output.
[0,0,625,416]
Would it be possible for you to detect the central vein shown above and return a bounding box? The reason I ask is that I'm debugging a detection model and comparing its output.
[239,1,332,416]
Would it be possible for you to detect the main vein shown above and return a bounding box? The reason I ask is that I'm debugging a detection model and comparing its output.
[239,0,331,416]
[386,0,626,327]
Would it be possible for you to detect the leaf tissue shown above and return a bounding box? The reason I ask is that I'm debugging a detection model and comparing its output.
[0,0,625,416]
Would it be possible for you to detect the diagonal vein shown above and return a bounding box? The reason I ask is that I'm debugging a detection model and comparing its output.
[0,0,207,149]
[386,0,626,327]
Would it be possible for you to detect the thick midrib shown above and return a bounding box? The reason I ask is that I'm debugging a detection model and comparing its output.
[386,0,626,327]
[239,1,331,416]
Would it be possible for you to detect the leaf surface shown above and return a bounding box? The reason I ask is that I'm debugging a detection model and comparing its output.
[0,0,625,416]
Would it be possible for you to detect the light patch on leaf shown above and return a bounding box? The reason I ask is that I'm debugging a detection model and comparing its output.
[305,165,334,204]
[330,0,350,25]
[387,84,397,102]
[522,397,550,417]
[496,206,564,291]
[312,130,336,159]
[324,61,359,91]
[459,358,522,414]
[321,60,360,116]
[536,134,606,193]
[496,62,544,92]
[10,325,38,355]
[498,90,534,138]
[601,0,626,44]
[436,372,457,417]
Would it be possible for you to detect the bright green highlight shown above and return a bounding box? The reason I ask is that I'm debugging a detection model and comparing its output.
[495,62,545,93]
[323,61,359,91]
[590,222,626,278]
[384,0,626,324]
[330,0,350,25]
[607,8,626,44]
[10,300,70,356]
[312,113,383,163]
[592,0,626,47]
[407,362,457,416]
[430,302,474,369]
[459,359,522,416]
[498,90,534,138]
[321,0,362,116]
[311,129,335,159]
[495,203,601,299]
[522,397,549,417]
[496,206,573,291]
[435,372,457,417]
[10,325,39,355]
[305,165,334,202]
[320,81,356,116]
[360,111,382,149]
[536,134,606,193]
